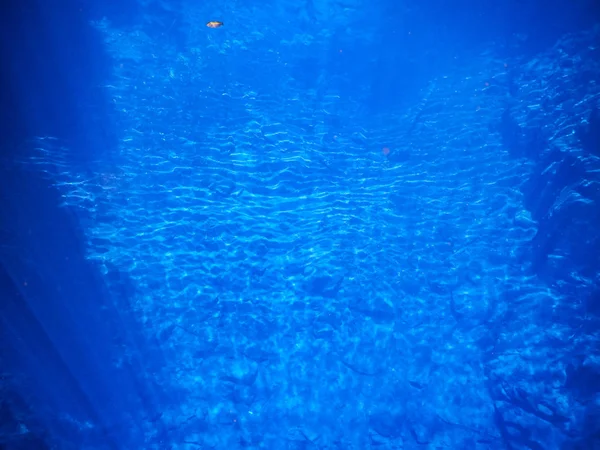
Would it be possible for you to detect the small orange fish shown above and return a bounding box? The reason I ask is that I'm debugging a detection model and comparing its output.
[206,21,223,28]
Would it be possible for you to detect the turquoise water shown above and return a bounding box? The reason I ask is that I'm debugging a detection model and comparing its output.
[30,22,541,450]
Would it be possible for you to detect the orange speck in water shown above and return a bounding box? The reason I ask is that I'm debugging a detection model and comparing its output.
[382,147,390,156]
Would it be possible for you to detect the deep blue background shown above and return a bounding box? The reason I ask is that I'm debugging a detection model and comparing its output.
[1,0,599,449]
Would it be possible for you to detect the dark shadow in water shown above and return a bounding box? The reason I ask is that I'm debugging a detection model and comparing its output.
[0,0,168,447]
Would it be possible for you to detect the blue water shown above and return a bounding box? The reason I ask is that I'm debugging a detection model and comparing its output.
[1,0,599,449]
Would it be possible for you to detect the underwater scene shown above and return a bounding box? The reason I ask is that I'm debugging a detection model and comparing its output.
[1,0,599,449]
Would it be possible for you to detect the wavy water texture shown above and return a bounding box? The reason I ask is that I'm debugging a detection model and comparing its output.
[24,12,600,450]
